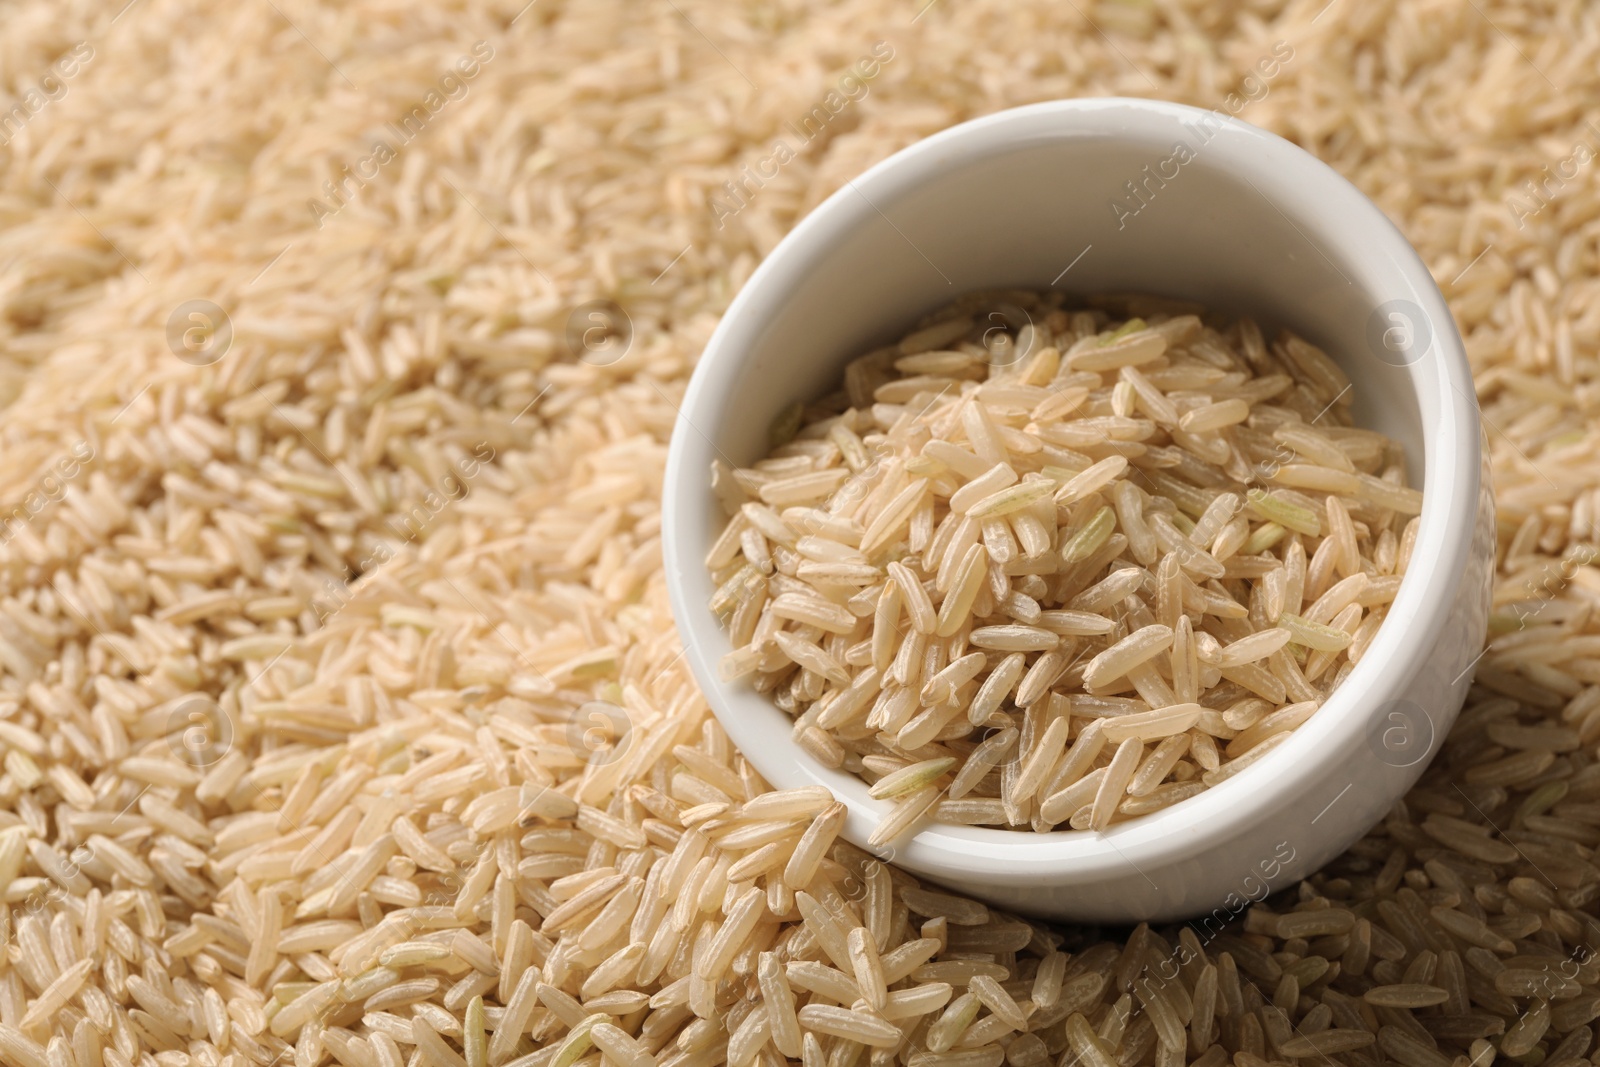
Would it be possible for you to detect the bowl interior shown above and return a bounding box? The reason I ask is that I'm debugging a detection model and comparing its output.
[710,118,1432,487]
[665,99,1470,898]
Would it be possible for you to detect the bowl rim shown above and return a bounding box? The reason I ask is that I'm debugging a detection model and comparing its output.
[660,96,1480,885]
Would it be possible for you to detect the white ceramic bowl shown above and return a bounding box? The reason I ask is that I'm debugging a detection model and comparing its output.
[661,98,1493,923]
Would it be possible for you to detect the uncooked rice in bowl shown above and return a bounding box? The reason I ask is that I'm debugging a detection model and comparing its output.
[707,292,1423,842]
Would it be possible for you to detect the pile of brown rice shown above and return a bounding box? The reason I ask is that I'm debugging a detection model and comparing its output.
[1,0,1599,1066]
[708,293,1419,840]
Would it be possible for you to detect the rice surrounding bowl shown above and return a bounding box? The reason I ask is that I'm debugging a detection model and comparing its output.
[0,0,1597,1065]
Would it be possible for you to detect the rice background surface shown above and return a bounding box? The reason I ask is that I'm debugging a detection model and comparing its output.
[1,1,1598,1066]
